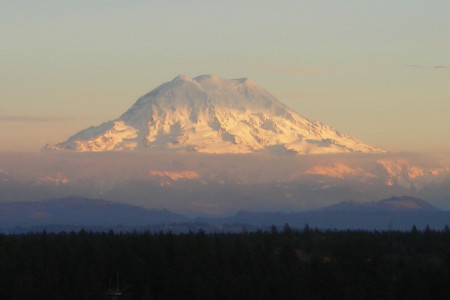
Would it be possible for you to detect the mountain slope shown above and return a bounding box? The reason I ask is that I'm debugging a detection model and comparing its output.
[0,196,187,227]
[318,196,441,212]
[44,74,383,154]
[199,196,447,230]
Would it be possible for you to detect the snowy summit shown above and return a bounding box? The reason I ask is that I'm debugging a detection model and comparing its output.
[44,74,383,154]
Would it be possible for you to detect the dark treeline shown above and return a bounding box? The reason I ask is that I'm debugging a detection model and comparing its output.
[0,226,449,299]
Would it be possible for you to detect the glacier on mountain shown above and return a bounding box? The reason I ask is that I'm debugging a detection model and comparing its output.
[44,74,383,154]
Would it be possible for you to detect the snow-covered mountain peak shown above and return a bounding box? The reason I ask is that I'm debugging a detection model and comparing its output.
[169,74,264,96]
[44,75,384,154]
[234,77,257,87]
[194,74,224,84]
[173,74,191,82]
[170,74,199,86]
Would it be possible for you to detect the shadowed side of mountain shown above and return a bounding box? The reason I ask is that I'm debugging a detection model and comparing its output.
[197,196,448,231]
[318,196,441,212]
[1,195,447,231]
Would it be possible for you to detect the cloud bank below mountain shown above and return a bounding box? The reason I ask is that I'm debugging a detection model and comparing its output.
[1,152,448,214]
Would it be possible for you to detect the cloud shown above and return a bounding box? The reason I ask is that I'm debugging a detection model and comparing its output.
[432,65,450,69]
[0,151,448,212]
[407,64,450,70]
[0,115,82,122]
[264,65,329,74]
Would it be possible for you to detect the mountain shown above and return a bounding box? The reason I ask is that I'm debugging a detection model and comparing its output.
[373,196,441,212]
[319,196,441,213]
[0,196,187,228]
[0,196,447,231]
[199,196,448,231]
[44,74,382,154]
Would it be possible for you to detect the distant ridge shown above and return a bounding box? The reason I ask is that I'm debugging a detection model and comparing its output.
[0,196,448,231]
[198,196,448,231]
[318,196,441,212]
[0,196,187,227]
[44,74,383,154]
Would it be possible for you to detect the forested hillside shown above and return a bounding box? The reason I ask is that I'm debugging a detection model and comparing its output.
[1,227,449,299]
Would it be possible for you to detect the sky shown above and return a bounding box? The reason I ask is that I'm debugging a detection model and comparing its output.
[1,0,449,153]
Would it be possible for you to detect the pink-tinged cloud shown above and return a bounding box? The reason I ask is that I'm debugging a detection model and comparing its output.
[148,170,200,181]
[35,172,69,185]
[300,163,375,180]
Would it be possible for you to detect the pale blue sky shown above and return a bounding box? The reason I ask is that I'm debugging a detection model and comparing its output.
[1,0,449,152]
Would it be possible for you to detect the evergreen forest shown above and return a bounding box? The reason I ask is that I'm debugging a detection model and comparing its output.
[0,226,449,299]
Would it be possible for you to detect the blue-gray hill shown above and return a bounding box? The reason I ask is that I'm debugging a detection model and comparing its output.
[0,196,187,228]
